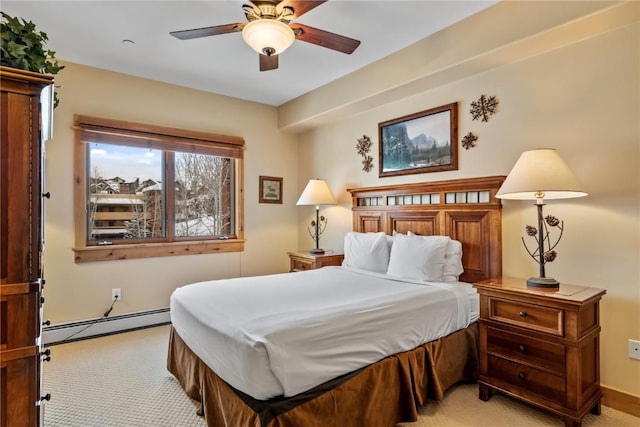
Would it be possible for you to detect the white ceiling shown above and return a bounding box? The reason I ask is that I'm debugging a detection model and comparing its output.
[2,1,497,106]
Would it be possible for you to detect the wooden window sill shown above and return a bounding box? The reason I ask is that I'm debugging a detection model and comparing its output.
[73,240,245,263]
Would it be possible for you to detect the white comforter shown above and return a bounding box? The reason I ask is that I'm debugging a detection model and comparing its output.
[170,266,476,400]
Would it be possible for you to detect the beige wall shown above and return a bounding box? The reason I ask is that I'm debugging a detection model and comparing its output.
[44,62,299,323]
[292,3,640,397]
[43,0,639,399]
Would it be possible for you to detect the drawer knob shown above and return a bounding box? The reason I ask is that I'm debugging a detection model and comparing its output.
[518,345,526,353]
[301,265,306,270]
[41,349,51,362]
[519,311,527,318]
[518,372,526,380]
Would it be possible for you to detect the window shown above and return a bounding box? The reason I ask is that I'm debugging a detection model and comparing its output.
[73,115,244,263]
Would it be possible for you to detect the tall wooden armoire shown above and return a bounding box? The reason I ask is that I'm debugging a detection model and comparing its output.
[1,66,53,426]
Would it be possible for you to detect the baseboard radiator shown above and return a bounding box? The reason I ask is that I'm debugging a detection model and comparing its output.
[43,307,170,346]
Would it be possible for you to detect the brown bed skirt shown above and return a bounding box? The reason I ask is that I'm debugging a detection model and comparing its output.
[167,323,479,427]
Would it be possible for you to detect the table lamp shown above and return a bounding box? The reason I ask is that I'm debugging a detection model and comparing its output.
[296,179,337,254]
[496,149,587,287]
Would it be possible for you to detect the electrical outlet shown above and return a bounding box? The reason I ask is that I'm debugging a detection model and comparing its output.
[629,339,640,360]
[112,288,121,301]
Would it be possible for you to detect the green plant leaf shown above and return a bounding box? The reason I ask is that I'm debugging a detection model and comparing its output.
[6,40,27,57]
[1,11,63,106]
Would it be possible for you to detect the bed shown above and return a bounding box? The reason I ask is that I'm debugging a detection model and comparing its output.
[167,176,505,427]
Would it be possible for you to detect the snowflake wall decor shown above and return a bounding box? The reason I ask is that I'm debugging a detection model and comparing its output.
[356,134,374,172]
[470,95,499,122]
[461,132,478,149]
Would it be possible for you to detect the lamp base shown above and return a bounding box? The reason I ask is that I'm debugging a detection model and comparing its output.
[309,248,325,255]
[527,276,560,288]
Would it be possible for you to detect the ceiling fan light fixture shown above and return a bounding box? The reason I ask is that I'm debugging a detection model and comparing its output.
[242,19,295,56]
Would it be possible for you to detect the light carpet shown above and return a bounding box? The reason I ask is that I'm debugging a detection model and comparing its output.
[43,325,638,427]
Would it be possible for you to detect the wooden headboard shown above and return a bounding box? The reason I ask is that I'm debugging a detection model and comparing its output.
[347,176,505,283]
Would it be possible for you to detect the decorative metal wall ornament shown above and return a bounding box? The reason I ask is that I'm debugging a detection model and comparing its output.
[470,95,498,122]
[356,134,374,172]
[461,132,478,149]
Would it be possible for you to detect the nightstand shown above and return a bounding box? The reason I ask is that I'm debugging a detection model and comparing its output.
[287,251,344,272]
[474,277,605,427]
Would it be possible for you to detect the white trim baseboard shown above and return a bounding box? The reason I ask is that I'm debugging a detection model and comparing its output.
[43,307,170,345]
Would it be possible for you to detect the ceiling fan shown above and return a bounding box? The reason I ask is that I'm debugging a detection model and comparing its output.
[170,0,361,71]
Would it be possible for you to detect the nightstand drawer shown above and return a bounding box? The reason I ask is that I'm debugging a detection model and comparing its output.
[487,327,565,374]
[288,252,344,272]
[488,354,566,404]
[291,258,313,271]
[489,297,563,336]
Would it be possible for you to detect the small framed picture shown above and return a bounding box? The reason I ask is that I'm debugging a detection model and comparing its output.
[378,102,458,177]
[259,176,283,204]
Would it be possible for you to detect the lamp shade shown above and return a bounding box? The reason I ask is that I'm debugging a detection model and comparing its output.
[496,149,587,200]
[296,179,337,206]
[242,19,295,56]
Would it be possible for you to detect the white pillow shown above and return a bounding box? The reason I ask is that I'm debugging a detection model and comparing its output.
[443,239,464,281]
[386,233,450,281]
[387,233,395,249]
[406,231,464,281]
[342,232,391,273]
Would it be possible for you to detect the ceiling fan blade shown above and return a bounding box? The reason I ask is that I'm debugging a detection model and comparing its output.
[278,0,326,19]
[290,23,360,54]
[170,23,244,40]
[259,54,279,71]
